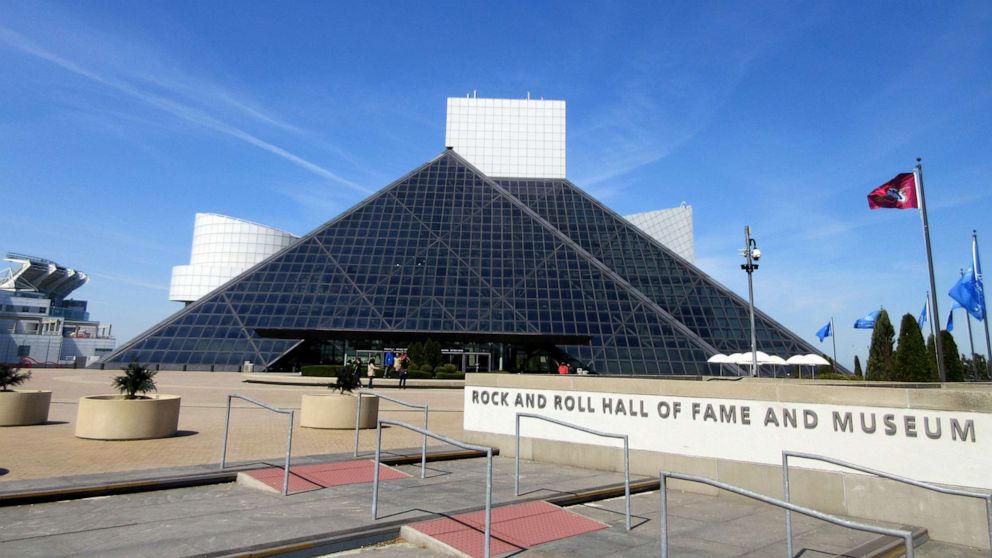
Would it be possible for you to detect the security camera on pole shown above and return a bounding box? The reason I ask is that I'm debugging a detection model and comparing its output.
[740,226,761,377]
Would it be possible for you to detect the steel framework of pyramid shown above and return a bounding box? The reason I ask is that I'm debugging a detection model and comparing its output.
[101,149,818,374]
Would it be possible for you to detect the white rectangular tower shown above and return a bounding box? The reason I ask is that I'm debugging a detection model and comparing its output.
[445,96,566,179]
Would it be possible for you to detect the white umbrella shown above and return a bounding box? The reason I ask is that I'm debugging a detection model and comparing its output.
[765,355,787,365]
[803,354,831,366]
[732,351,775,365]
[785,354,830,378]
[706,354,733,364]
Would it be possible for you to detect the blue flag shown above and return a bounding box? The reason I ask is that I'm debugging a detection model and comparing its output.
[917,299,928,330]
[947,308,954,332]
[949,236,986,321]
[853,310,880,329]
[815,321,832,342]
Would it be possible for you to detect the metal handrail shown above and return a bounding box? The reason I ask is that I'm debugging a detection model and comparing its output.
[515,413,631,531]
[660,470,915,558]
[220,394,295,496]
[783,450,992,557]
[373,419,494,558]
[354,389,429,478]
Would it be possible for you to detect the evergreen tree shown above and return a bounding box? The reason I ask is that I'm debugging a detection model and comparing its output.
[894,314,931,382]
[853,355,863,378]
[926,334,937,380]
[939,330,965,382]
[865,309,895,381]
[963,354,990,381]
[407,342,426,367]
[422,338,443,368]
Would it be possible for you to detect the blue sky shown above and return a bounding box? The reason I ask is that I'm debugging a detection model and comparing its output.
[2,1,990,370]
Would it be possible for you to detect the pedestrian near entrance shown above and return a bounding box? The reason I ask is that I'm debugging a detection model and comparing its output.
[558,362,569,375]
[351,357,362,387]
[367,359,377,389]
[384,350,394,378]
[398,354,410,389]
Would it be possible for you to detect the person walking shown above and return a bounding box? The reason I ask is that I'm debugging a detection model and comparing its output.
[351,357,362,388]
[398,354,410,389]
[384,350,394,378]
[367,358,377,389]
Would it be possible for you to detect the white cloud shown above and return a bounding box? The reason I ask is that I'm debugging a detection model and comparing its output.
[0,25,372,195]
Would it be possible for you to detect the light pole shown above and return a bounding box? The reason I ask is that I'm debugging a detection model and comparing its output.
[740,226,761,377]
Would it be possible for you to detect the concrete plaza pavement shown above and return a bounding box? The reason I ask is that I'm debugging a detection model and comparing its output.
[0,452,958,558]
[0,368,466,483]
[2,369,987,557]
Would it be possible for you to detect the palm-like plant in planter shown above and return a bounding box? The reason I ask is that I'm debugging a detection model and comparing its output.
[112,360,158,399]
[301,360,375,429]
[0,364,51,427]
[0,364,31,392]
[75,359,179,440]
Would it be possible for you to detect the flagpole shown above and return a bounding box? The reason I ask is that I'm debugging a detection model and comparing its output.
[925,292,934,341]
[914,159,946,381]
[976,230,992,377]
[962,268,977,361]
[830,317,837,368]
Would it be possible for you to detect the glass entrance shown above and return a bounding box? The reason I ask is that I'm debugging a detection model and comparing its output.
[354,350,381,365]
[463,352,490,372]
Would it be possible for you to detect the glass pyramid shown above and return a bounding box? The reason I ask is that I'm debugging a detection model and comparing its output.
[101,150,818,374]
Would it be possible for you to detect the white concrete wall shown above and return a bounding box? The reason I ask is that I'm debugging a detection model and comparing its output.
[169,213,298,303]
[445,97,566,179]
[464,374,992,549]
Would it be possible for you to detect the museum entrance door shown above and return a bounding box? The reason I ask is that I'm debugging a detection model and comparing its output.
[463,352,490,372]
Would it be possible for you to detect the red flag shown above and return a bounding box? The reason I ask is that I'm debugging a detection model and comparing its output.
[867,173,918,209]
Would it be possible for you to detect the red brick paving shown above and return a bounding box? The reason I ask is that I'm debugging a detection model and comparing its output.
[407,500,609,557]
[244,459,410,494]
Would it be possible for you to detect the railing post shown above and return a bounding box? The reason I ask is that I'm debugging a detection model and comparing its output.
[485,448,492,558]
[623,435,631,531]
[986,495,992,558]
[421,405,428,479]
[283,409,294,496]
[514,413,521,496]
[660,472,669,558]
[783,452,793,558]
[372,419,382,519]
[782,450,992,558]
[354,392,362,457]
[220,395,232,469]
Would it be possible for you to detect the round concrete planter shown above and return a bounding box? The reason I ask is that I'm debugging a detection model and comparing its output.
[75,394,181,440]
[0,390,52,426]
[300,393,378,429]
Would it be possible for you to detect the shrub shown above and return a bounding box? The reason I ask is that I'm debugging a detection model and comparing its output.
[814,372,860,381]
[418,363,435,374]
[407,370,433,380]
[113,360,157,400]
[0,364,31,392]
[435,371,465,380]
[436,363,458,374]
[301,365,342,377]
